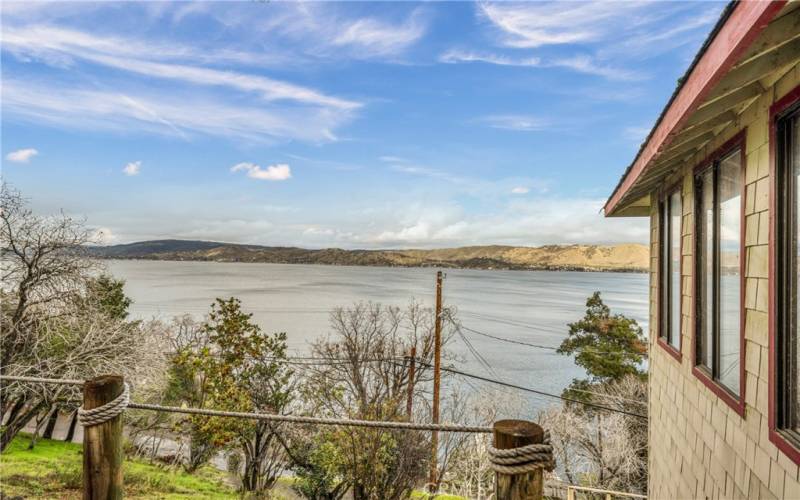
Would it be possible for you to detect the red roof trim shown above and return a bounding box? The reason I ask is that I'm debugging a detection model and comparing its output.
[605,0,786,216]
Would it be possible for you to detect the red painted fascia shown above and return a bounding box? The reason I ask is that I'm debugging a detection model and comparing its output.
[768,84,800,465]
[605,0,786,216]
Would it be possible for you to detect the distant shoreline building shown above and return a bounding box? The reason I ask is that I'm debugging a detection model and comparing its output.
[605,1,800,498]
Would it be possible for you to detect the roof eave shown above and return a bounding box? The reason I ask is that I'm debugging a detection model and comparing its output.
[604,0,786,217]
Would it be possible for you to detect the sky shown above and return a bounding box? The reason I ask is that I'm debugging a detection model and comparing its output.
[1,1,726,249]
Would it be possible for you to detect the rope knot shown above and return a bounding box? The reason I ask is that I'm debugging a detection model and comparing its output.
[78,383,130,427]
[487,430,555,475]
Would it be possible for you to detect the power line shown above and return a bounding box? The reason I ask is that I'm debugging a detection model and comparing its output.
[459,325,560,351]
[411,361,647,420]
[458,324,649,358]
[288,354,645,408]
[455,326,502,379]
[169,354,645,408]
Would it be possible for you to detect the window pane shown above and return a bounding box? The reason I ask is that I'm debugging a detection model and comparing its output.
[697,171,714,368]
[670,191,682,349]
[718,150,741,394]
[660,202,669,341]
[792,116,800,431]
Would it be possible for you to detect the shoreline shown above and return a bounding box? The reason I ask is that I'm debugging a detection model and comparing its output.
[96,256,648,274]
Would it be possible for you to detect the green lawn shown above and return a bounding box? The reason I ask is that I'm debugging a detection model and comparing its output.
[410,490,467,500]
[0,435,238,499]
[0,435,467,499]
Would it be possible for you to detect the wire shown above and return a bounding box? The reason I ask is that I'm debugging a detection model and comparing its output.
[411,362,647,420]
[455,327,501,379]
[458,324,649,358]
[459,325,560,351]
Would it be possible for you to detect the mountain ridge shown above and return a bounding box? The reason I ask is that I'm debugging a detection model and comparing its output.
[89,239,649,272]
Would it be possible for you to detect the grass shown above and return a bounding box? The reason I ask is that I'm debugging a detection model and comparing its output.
[0,435,466,499]
[0,434,238,499]
[410,491,466,500]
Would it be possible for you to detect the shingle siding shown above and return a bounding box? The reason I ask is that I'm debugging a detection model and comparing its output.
[648,64,800,499]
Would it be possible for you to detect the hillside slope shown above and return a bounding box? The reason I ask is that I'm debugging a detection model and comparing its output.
[90,239,649,272]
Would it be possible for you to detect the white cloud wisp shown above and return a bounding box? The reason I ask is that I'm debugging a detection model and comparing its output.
[231,162,292,181]
[5,148,38,163]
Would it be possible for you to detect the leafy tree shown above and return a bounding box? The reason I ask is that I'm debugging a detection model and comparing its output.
[291,434,348,500]
[558,291,646,397]
[84,275,133,320]
[550,292,649,494]
[173,298,293,491]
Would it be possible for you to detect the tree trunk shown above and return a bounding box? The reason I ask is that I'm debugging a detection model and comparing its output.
[0,402,43,452]
[42,406,59,439]
[65,411,79,442]
[3,398,25,426]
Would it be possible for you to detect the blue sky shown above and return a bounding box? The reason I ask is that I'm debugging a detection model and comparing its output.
[1,1,725,249]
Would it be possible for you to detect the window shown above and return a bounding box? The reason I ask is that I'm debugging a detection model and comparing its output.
[659,189,682,353]
[694,145,743,397]
[777,103,800,442]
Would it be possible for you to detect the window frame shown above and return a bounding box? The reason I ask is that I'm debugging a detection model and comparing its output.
[691,130,746,416]
[770,84,800,464]
[657,184,683,362]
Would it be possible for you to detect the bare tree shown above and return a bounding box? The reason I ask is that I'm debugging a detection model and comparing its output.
[0,185,166,450]
[440,387,530,499]
[538,375,648,494]
[1,184,96,370]
[294,301,456,500]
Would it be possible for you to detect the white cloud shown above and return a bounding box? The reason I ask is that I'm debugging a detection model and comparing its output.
[439,49,540,67]
[2,79,351,143]
[550,55,642,82]
[477,115,547,132]
[332,9,427,57]
[72,191,646,250]
[478,1,648,49]
[231,162,292,181]
[5,148,38,163]
[389,164,466,185]
[440,49,642,81]
[92,226,118,245]
[3,25,360,111]
[122,161,141,176]
[379,155,408,163]
[460,1,720,82]
[367,197,648,248]
[511,186,530,195]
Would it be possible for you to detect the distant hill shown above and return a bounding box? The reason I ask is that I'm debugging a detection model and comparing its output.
[88,239,649,272]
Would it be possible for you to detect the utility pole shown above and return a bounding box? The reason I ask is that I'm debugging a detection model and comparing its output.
[406,346,416,418]
[429,270,444,488]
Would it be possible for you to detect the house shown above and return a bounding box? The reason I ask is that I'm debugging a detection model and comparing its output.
[604,1,800,498]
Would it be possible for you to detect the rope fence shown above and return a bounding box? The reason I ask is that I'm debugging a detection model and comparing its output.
[0,374,491,433]
[487,430,555,475]
[0,373,606,500]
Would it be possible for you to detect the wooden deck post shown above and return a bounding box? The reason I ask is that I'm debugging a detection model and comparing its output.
[493,419,544,500]
[83,375,124,500]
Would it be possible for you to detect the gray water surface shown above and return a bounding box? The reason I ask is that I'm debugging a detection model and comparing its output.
[107,260,649,413]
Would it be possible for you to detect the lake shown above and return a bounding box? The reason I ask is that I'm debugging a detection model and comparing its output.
[106,260,649,413]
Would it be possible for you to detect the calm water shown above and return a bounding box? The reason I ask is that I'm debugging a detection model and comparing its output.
[107,260,649,413]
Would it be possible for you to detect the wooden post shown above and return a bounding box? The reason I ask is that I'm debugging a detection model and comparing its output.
[83,375,124,500]
[493,419,544,500]
[429,270,444,487]
[406,346,416,418]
